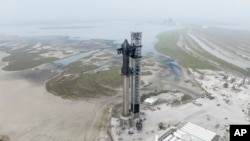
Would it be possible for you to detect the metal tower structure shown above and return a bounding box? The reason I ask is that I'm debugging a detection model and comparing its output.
[130,32,142,119]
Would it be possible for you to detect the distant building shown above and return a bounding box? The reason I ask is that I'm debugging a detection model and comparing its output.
[144,97,158,105]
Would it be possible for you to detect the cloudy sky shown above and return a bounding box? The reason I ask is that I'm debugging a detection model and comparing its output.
[0,0,250,25]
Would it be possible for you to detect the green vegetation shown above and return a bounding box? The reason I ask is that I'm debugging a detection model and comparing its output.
[183,34,246,74]
[66,61,98,74]
[141,71,152,76]
[141,80,145,85]
[97,102,115,132]
[90,58,107,62]
[181,94,193,102]
[142,62,155,67]
[155,30,246,74]
[155,30,216,69]
[0,36,117,71]
[2,48,58,71]
[246,68,250,77]
[46,65,123,99]
[143,82,153,88]
[96,52,113,58]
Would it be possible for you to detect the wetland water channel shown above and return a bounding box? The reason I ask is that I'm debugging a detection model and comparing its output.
[1,21,183,75]
[167,58,182,80]
[52,44,182,80]
[54,49,100,66]
[52,46,183,80]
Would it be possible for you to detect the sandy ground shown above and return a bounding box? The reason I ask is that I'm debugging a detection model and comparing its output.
[0,45,220,141]
[110,69,250,141]
[0,51,110,141]
[0,47,157,141]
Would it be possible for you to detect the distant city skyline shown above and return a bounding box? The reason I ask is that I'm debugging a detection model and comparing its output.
[0,0,250,25]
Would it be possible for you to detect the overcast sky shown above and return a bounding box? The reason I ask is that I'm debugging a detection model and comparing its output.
[0,0,250,25]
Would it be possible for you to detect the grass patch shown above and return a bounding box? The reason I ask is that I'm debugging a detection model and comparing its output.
[141,80,145,85]
[142,62,155,67]
[2,48,58,71]
[183,33,246,74]
[155,30,216,69]
[90,58,107,62]
[96,52,113,58]
[46,66,122,99]
[97,102,115,132]
[181,94,193,102]
[0,46,13,52]
[143,82,153,88]
[141,71,152,76]
[66,61,98,74]
[95,66,123,87]
[155,30,246,74]
[2,57,58,71]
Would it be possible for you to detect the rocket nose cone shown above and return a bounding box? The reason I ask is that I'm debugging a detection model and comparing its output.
[122,39,129,48]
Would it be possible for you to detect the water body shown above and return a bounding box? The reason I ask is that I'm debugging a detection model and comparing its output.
[0,20,180,55]
[167,58,182,80]
[154,48,183,78]
[0,20,183,74]
[0,42,9,47]
[54,49,100,66]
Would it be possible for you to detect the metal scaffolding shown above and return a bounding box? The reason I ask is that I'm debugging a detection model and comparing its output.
[130,32,142,119]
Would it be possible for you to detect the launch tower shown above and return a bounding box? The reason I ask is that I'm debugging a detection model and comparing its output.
[130,32,142,119]
[117,32,142,125]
